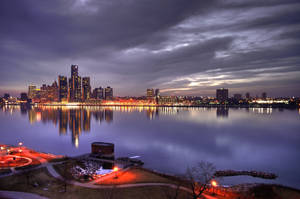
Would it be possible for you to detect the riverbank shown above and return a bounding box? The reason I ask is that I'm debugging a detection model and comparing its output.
[1,146,300,199]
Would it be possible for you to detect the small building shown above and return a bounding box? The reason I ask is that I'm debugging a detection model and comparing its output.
[91,142,114,160]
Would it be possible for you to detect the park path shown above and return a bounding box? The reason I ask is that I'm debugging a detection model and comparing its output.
[0,190,49,199]
[45,164,218,199]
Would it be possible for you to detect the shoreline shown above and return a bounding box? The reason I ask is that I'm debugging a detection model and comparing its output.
[2,103,299,109]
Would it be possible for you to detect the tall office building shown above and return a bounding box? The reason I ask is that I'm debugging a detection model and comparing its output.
[28,85,37,99]
[105,86,113,100]
[245,92,250,99]
[147,88,154,99]
[69,65,82,102]
[155,89,160,98]
[262,92,267,100]
[216,88,228,102]
[58,76,68,102]
[93,87,104,99]
[82,77,91,101]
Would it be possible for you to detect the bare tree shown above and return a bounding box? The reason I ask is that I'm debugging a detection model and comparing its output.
[186,161,216,199]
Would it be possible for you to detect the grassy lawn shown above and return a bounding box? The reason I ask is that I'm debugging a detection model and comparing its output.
[0,167,192,199]
[98,167,177,185]
[246,184,300,199]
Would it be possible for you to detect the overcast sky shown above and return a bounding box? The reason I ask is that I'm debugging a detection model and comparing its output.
[0,0,300,97]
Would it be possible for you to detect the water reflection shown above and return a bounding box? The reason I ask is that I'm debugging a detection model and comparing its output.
[26,107,114,147]
[1,105,300,188]
[2,105,285,148]
[216,107,229,118]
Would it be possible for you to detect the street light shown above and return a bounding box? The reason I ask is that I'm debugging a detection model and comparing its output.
[113,166,119,179]
[211,179,218,195]
[211,180,218,187]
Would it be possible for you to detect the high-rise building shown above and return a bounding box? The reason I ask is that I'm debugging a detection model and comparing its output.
[82,77,91,101]
[71,64,78,77]
[262,92,267,100]
[69,65,82,102]
[93,87,104,99]
[105,87,113,100]
[58,76,68,102]
[245,92,250,99]
[216,88,228,102]
[28,85,37,99]
[147,88,154,99]
[155,89,160,98]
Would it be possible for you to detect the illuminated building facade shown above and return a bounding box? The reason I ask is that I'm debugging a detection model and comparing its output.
[58,76,68,102]
[147,89,154,99]
[28,85,37,99]
[105,86,113,100]
[155,89,160,98]
[69,65,82,102]
[39,81,59,102]
[216,88,228,102]
[82,77,91,101]
[93,87,104,100]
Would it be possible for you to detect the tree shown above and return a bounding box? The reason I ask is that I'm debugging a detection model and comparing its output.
[186,161,216,199]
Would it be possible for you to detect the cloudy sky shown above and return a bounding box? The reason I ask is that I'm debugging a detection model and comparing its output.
[0,0,300,97]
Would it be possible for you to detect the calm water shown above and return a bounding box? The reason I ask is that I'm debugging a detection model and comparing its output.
[1,105,300,188]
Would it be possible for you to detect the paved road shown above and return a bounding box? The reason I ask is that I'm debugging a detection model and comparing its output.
[0,191,49,199]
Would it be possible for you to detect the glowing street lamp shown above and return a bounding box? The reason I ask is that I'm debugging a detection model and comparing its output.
[18,142,23,146]
[113,166,119,179]
[211,179,218,195]
[113,166,119,172]
[211,180,218,187]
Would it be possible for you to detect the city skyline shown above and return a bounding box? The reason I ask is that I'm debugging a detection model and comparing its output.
[25,65,114,103]
[0,1,300,97]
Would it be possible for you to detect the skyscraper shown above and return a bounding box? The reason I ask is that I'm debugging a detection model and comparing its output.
[262,92,267,100]
[58,76,68,102]
[28,85,37,99]
[82,77,91,101]
[216,88,228,102]
[105,86,113,100]
[93,87,104,99]
[155,89,160,98]
[147,88,154,99]
[69,65,81,102]
[245,92,250,99]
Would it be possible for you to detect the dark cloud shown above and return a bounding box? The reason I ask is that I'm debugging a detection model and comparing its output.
[0,0,300,97]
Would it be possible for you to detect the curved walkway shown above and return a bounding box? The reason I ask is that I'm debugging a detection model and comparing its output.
[0,191,49,199]
[45,164,217,199]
